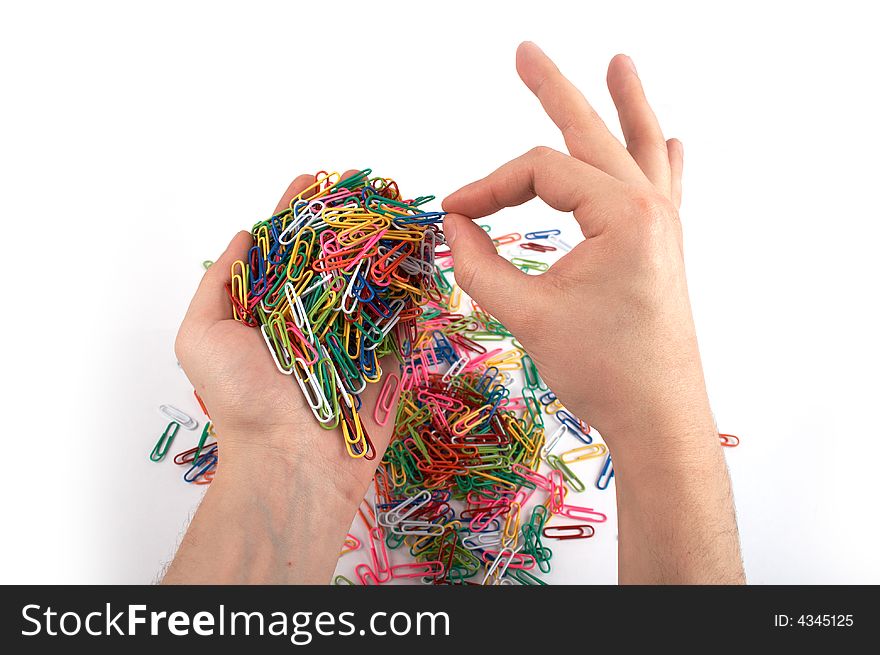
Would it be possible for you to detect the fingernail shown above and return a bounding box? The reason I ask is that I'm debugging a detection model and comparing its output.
[443,217,457,247]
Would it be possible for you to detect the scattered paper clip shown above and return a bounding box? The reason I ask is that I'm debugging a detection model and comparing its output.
[159,405,198,431]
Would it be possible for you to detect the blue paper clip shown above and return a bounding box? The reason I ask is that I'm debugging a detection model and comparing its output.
[184,446,218,483]
[556,409,592,444]
[247,245,267,296]
[476,366,500,395]
[525,229,561,240]
[596,454,614,490]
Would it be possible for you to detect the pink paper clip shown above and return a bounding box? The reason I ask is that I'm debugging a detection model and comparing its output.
[557,504,607,523]
[369,527,392,582]
[355,563,380,585]
[548,469,566,513]
[391,561,445,579]
[512,463,551,491]
[482,550,536,570]
[512,486,537,506]
[374,374,400,426]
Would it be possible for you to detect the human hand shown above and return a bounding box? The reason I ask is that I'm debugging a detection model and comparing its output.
[174,171,395,506]
[443,43,713,454]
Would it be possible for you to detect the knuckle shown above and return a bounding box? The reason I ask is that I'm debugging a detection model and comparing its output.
[629,192,671,229]
[624,192,680,248]
[528,145,555,160]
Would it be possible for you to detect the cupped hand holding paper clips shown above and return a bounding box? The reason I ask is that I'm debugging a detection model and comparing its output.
[443,43,745,583]
[175,172,396,482]
[167,172,397,583]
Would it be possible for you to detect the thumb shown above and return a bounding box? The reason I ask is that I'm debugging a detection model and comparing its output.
[443,213,532,332]
[179,230,254,337]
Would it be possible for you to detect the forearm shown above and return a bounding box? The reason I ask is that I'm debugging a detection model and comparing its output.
[162,440,356,585]
[610,412,745,585]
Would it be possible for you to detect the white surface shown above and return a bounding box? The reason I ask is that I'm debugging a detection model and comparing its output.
[2,0,879,584]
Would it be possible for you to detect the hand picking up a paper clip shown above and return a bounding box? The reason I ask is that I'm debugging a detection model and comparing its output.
[442,43,744,584]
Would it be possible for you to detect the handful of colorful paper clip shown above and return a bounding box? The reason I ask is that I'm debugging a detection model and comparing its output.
[150,169,738,585]
[229,169,443,458]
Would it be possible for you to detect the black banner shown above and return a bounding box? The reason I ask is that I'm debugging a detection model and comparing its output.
[1,585,874,651]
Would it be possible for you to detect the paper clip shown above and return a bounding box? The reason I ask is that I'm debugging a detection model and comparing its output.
[719,433,740,447]
[184,448,217,483]
[481,547,515,585]
[596,453,614,490]
[192,421,214,465]
[520,242,557,253]
[560,443,607,464]
[482,550,536,571]
[547,455,585,492]
[556,409,592,444]
[356,563,380,586]
[557,504,607,523]
[374,374,400,426]
[491,233,521,246]
[548,469,566,513]
[542,525,596,540]
[539,425,567,460]
[377,490,432,526]
[547,235,573,251]
[391,561,445,580]
[510,257,549,272]
[173,441,217,466]
[193,390,210,418]
[461,531,503,550]
[369,526,392,582]
[150,422,179,462]
[508,568,547,585]
[158,405,198,431]
[525,229,560,240]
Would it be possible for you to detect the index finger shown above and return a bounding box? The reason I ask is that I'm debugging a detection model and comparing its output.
[516,42,647,187]
[442,147,629,238]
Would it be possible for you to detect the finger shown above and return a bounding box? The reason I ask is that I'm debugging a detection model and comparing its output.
[273,173,318,214]
[516,42,647,186]
[179,231,253,338]
[606,54,670,194]
[339,169,361,183]
[667,138,684,209]
[443,213,533,333]
[442,147,629,238]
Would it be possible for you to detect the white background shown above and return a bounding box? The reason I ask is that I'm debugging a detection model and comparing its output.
[2,0,878,584]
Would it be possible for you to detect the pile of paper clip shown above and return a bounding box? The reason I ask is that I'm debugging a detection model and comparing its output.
[337,229,739,585]
[228,169,443,458]
[335,228,618,585]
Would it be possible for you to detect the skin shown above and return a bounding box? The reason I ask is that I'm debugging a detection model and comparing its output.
[164,42,745,585]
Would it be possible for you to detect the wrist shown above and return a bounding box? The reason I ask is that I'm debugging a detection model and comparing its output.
[217,434,360,513]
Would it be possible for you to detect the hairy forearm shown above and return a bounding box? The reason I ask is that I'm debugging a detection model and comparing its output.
[162,440,355,585]
[611,414,745,585]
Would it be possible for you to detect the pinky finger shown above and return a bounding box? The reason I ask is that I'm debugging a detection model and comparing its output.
[667,138,684,209]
